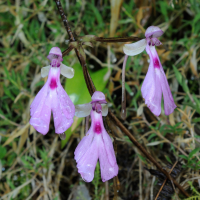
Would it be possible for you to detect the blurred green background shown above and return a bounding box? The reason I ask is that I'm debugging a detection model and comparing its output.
[0,0,200,199]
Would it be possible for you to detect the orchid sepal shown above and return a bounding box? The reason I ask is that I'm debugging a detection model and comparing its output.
[123,38,146,56]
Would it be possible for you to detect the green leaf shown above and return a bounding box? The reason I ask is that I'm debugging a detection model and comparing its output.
[87,3,104,26]
[159,1,169,21]
[192,118,200,123]
[192,94,200,108]
[188,148,200,160]
[21,157,33,169]
[196,160,200,166]
[172,65,182,85]
[124,82,134,96]
[164,155,172,164]
[7,153,16,166]
[0,146,7,159]
[181,77,190,93]
[61,63,109,148]
[147,133,157,141]
[137,154,148,164]
[173,65,189,93]
[178,154,188,160]
[119,80,134,96]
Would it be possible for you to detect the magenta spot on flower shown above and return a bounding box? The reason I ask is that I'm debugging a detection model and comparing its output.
[94,123,101,134]
[153,57,160,69]
[50,78,57,89]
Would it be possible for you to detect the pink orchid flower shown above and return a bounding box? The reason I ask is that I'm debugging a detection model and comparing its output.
[123,26,176,116]
[74,91,118,182]
[30,47,75,136]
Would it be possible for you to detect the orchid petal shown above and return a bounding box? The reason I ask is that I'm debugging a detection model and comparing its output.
[60,63,74,78]
[145,26,163,38]
[47,47,63,62]
[41,65,50,78]
[75,103,92,117]
[91,91,106,102]
[102,104,108,116]
[123,39,146,56]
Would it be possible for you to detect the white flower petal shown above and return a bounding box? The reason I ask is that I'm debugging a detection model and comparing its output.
[60,63,74,78]
[123,39,146,56]
[102,104,108,116]
[75,103,92,117]
[41,65,50,78]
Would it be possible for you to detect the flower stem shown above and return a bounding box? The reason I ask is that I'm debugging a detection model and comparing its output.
[121,55,128,120]
[54,0,96,96]
[62,45,74,57]
[54,0,75,41]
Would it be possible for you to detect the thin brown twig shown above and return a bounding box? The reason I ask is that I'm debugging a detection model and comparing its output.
[62,45,74,57]
[54,0,96,96]
[54,1,190,198]
[154,160,178,200]
[54,0,75,41]
[95,36,142,43]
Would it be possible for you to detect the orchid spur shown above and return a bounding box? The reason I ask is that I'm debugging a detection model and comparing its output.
[74,91,118,182]
[123,26,176,116]
[30,47,75,137]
